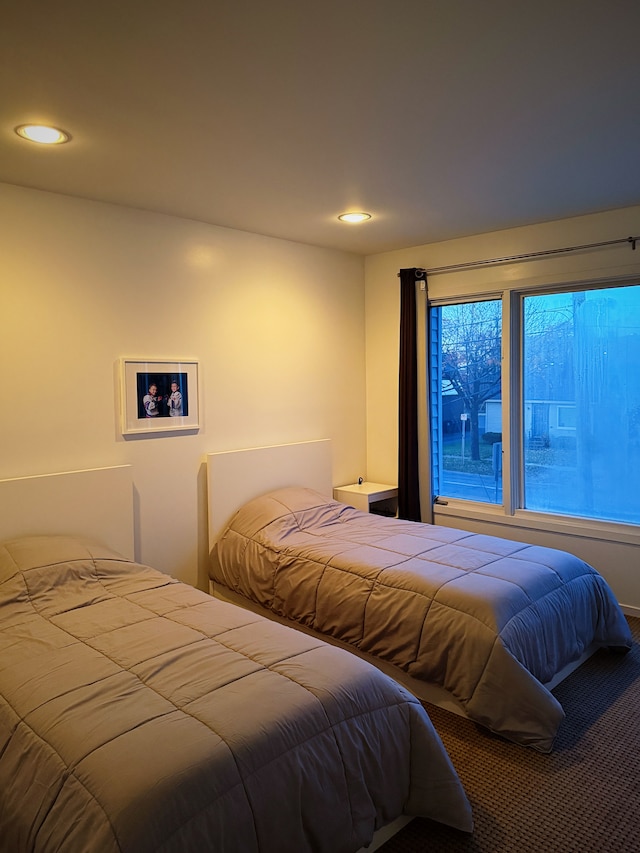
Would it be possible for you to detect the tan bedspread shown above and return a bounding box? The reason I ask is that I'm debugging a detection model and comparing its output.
[210,487,633,753]
[0,535,472,853]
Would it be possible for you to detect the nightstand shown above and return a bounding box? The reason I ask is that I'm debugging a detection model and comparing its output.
[333,482,398,516]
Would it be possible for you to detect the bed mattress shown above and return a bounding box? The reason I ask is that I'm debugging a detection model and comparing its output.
[210,487,633,753]
[0,535,472,853]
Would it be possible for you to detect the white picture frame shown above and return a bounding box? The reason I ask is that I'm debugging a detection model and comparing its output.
[120,358,200,435]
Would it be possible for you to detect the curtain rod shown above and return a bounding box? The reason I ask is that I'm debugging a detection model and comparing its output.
[398,235,639,277]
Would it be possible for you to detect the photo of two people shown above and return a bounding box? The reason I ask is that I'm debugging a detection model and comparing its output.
[136,373,189,420]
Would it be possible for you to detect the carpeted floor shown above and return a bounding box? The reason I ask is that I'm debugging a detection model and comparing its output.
[379,616,640,853]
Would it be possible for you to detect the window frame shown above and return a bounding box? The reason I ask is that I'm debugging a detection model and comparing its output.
[428,293,505,509]
[427,278,640,545]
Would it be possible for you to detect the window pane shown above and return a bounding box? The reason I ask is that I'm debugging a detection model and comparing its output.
[522,285,640,524]
[430,300,502,504]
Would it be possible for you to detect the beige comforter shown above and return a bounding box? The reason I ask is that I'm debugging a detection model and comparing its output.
[0,535,472,853]
[210,487,633,753]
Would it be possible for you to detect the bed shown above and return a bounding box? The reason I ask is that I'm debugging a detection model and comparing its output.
[0,466,473,853]
[207,442,633,754]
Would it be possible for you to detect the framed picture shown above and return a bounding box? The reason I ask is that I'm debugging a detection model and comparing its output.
[120,358,200,435]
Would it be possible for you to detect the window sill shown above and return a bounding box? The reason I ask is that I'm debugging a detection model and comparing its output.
[432,500,640,547]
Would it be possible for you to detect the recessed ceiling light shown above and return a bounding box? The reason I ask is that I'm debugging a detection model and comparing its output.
[14,124,71,145]
[338,212,372,223]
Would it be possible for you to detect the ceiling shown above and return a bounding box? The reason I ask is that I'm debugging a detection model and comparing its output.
[3,0,640,256]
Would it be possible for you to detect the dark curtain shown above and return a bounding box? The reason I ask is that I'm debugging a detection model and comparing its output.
[398,268,422,520]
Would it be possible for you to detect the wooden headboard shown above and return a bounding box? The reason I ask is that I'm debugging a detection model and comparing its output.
[207,440,332,544]
[0,465,135,560]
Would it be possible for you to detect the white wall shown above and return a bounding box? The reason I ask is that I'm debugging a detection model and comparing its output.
[0,183,367,588]
[364,205,640,610]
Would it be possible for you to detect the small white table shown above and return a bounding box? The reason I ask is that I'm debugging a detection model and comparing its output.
[333,482,398,514]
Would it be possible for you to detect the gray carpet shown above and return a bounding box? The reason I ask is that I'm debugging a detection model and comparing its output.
[379,616,640,853]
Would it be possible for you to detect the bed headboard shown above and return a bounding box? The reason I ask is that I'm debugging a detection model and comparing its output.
[0,465,135,560]
[207,440,332,544]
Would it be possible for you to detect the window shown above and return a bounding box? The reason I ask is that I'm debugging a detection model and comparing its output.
[429,283,640,526]
[522,286,640,524]
[430,299,502,505]
[557,406,576,429]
